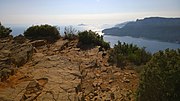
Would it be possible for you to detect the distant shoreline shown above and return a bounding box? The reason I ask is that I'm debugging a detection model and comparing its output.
[104,34,180,44]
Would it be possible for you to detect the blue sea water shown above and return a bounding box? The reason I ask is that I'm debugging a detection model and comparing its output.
[104,35,180,53]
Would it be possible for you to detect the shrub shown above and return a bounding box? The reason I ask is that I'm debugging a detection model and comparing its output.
[108,41,151,68]
[24,24,60,42]
[0,22,12,38]
[137,49,180,101]
[78,30,110,50]
[64,26,78,40]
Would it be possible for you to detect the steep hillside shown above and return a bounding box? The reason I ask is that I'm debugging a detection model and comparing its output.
[103,17,180,43]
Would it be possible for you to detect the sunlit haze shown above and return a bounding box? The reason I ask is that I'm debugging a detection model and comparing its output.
[1,0,180,26]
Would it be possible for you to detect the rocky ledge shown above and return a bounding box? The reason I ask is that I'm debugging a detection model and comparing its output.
[0,36,33,82]
[0,37,138,101]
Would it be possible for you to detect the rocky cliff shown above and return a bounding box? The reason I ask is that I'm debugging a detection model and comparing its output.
[0,37,138,101]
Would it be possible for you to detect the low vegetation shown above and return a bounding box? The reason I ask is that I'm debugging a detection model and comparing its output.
[24,24,60,42]
[108,41,180,101]
[78,30,110,50]
[108,41,151,68]
[137,49,180,101]
[63,26,78,40]
[0,22,12,38]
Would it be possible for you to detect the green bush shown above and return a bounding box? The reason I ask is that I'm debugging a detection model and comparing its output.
[78,30,110,50]
[0,22,12,38]
[137,49,180,101]
[108,41,151,68]
[24,24,60,42]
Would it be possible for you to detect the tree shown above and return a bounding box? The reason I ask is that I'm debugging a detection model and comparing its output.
[24,24,60,42]
[0,22,12,38]
[108,41,151,68]
[78,30,110,50]
[137,49,180,101]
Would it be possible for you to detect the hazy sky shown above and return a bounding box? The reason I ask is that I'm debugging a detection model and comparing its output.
[0,0,180,25]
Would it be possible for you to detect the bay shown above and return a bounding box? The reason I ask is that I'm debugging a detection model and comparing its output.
[104,35,180,53]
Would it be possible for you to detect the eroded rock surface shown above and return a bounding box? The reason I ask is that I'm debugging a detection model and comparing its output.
[0,37,33,81]
[0,39,138,101]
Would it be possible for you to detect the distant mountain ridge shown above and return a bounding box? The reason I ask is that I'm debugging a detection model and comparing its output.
[114,21,133,28]
[103,17,180,44]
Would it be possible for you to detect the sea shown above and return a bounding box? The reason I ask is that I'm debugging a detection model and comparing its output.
[10,24,180,53]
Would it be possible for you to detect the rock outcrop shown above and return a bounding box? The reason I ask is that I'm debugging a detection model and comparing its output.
[0,37,33,81]
[31,40,46,48]
[0,38,138,101]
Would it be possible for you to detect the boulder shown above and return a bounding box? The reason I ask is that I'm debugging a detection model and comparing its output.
[11,43,33,67]
[0,37,33,81]
[21,78,48,101]
[31,40,46,47]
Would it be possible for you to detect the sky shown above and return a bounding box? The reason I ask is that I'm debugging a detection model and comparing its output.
[0,0,180,26]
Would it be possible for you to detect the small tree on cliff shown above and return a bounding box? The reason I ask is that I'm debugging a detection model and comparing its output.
[78,30,110,50]
[24,24,60,42]
[0,22,12,38]
[108,41,151,68]
[137,49,180,101]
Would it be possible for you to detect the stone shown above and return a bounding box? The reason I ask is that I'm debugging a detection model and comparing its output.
[123,77,130,83]
[20,78,48,101]
[92,96,101,101]
[74,48,80,51]
[58,40,69,51]
[93,79,103,87]
[36,78,48,86]
[125,72,130,75]
[100,83,110,92]
[83,82,94,95]
[104,63,109,67]
[11,43,33,67]
[114,72,122,76]
[31,40,46,47]
[108,80,113,84]
[124,79,130,83]
[0,37,33,81]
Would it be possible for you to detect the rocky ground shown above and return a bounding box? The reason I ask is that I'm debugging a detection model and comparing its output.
[0,38,139,101]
